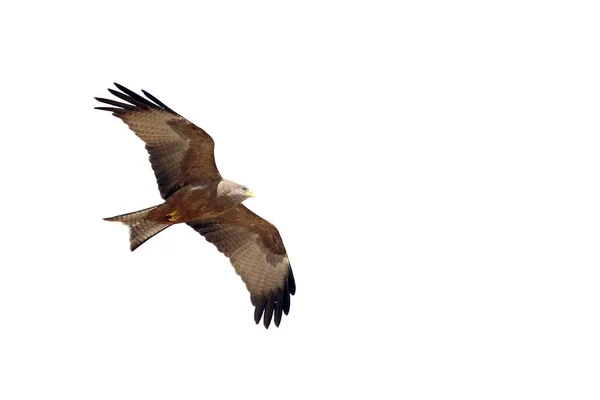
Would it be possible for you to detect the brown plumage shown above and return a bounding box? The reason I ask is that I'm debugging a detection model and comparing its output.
[96,83,295,328]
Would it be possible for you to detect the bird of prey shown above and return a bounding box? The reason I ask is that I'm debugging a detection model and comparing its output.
[95,83,295,328]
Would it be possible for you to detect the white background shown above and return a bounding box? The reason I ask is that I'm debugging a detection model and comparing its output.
[1,1,599,399]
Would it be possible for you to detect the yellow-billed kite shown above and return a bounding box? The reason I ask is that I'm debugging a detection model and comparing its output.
[96,84,295,328]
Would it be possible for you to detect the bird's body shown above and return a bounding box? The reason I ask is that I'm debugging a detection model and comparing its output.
[96,84,295,328]
[150,183,222,223]
[144,179,250,224]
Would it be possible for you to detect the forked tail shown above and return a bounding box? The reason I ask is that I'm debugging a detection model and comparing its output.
[104,205,169,251]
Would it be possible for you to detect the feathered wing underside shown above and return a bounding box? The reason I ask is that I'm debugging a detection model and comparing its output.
[95,83,221,199]
[188,205,295,328]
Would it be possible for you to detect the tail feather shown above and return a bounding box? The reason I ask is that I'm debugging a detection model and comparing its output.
[104,205,169,251]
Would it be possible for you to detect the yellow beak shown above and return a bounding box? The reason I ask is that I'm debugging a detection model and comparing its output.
[247,190,255,198]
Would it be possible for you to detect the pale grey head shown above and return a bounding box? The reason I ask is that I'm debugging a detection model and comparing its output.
[217,179,255,203]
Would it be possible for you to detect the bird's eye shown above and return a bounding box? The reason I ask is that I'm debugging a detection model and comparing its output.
[242,186,248,191]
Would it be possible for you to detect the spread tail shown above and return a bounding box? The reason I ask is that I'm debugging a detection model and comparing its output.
[104,205,169,251]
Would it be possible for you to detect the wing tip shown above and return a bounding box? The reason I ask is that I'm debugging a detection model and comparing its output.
[94,83,176,114]
[251,266,295,329]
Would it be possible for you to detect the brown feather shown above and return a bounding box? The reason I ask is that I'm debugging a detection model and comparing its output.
[188,205,295,329]
[95,84,222,199]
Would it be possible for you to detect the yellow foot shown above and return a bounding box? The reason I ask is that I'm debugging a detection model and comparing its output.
[166,209,180,222]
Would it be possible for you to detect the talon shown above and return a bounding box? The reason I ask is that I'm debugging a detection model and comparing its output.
[167,209,179,222]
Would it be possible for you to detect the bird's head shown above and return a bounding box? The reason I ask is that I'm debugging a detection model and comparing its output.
[218,179,255,203]
[238,184,255,199]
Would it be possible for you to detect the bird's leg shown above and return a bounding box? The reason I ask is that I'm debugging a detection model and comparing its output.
[166,209,180,222]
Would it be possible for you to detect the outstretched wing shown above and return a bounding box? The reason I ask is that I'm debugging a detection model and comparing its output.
[188,205,296,328]
[95,83,221,199]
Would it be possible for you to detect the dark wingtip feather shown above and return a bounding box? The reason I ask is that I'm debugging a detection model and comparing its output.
[263,295,275,329]
[142,89,176,113]
[96,83,178,116]
[253,296,266,325]
[282,283,291,315]
[288,267,296,295]
[113,83,144,101]
[94,106,125,113]
[95,97,135,110]
[107,88,150,109]
[274,292,283,327]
